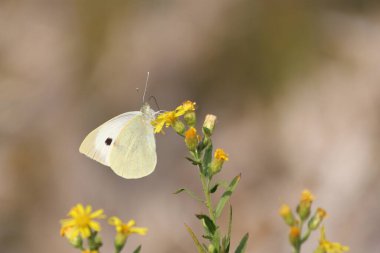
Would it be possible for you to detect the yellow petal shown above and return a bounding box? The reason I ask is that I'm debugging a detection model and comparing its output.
[80,227,91,238]
[130,227,148,235]
[89,221,101,231]
[85,205,92,215]
[90,209,105,219]
[108,216,122,226]
[126,219,136,227]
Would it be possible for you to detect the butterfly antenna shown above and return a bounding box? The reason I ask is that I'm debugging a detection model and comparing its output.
[142,72,150,103]
[148,95,160,110]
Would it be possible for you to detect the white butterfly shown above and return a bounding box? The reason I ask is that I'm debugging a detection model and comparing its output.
[79,104,157,179]
[79,73,158,179]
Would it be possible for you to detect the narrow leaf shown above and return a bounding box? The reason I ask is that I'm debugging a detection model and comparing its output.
[196,214,217,235]
[210,183,219,194]
[202,143,213,175]
[228,205,233,240]
[133,245,142,253]
[222,236,230,253]
[186,156,201,165]
[234,233,249,253]
[173,188,203,202]
[185,223,207,253]
[215,174,241,218]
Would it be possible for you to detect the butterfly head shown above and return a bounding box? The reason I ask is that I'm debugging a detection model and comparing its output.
[141,103,155,120]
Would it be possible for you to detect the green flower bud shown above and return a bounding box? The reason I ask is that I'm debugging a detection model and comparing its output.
[114,233,127,252]
[208,244,216,253]
[308,208,327,231]
[289,226,301,248]
[279,204,296,226]
[184,111,196,127]
[297,190,314,221]
[172,120,185,135]
[69,235,83,249]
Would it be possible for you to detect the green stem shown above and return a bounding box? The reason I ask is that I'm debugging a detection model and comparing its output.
[200,172,215,222]
[301,228,312,244]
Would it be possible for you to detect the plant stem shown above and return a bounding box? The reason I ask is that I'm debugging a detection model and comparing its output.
[200,172,215,221]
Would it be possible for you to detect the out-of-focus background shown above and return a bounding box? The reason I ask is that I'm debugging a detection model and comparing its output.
[1,0,380,252]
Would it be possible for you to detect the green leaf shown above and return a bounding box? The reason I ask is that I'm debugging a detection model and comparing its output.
[222,236,230,253]
[133,245,142,253]
[222,205,233,253]
[210,183,219,194]
[185,223,207,253]
[196,214,217,235]
[234,233,249,253]
[173,188,203,203]
[202,143,213,175]
[215,174,241,218]
[186,156,201,165]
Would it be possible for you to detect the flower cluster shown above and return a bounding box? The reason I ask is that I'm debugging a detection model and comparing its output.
[280,190,349,253]
[154,101,248,253]
[60,204,147,253]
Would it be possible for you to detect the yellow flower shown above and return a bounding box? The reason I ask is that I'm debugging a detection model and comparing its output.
[297,189,314,221]
[109,216,148,236]
[60,204,105,240]
[82,250,98,253]
[301,189,315,202]
[175,100,196,117]
[151,111,177,133]
[289,226,301,247]
[279,204,296,226]
[215,148,229,161]
[309,208,327,230]
[210,148,229,175]
[185,127,200,151]
[316,226,349,253]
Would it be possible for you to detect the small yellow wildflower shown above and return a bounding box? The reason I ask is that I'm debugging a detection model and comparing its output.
[60,204,105,240]
[151,111,177,133]
[289,226,301,247]
[309,208,327,230]
[301,189,315,202]
[279,204,296,226]
[82,250,98,253]
[297,189,314,221]
[210,148,229,175]
[109,216,148,236]
[185,127,200,151]
[315,226,349,253]
[175,100,196,117]
[215,149,229,161]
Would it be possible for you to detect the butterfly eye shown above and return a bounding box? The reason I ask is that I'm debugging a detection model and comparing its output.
[105,138,113,145]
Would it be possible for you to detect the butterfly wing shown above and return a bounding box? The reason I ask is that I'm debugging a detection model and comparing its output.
[79,111,141,166]
[109,114,157,179]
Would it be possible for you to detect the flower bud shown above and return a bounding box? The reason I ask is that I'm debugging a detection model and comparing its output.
[184,111,196,127]
[172,120,185,135]
[185,127,199,151]
[289,226,301,248]
[114,233,127,252]
[297,189,314,221]
[279,204,296,226]
[69,236,83,249]
[308,208,327,230]
[208,244,215,253]
[210,149,229,175]
[203,114,217,137]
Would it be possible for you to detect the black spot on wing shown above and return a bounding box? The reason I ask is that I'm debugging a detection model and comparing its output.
[105,138,113,145]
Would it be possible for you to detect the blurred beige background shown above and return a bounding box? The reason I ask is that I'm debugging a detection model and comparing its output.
[1,0,380,252]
